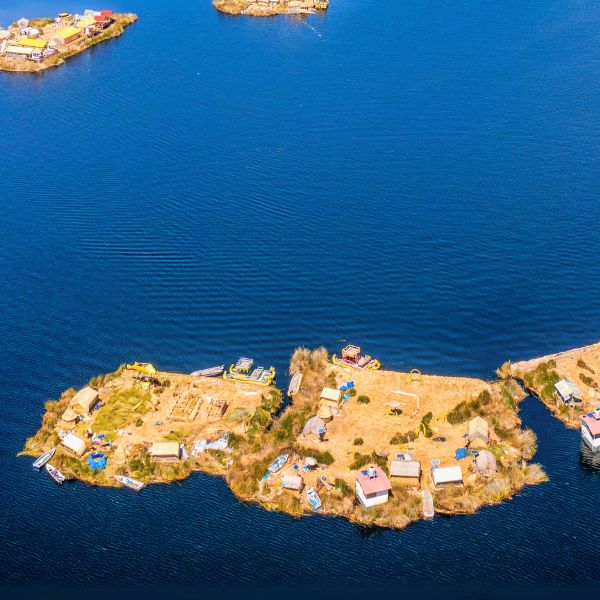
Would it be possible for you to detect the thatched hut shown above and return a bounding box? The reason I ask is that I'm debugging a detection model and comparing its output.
[390,460,421,486]
[467,416,489,446]
[319,387,342,409]
[150,441,180,463]
[475,450,497,477]
[61,432,87,457]
[71,386,99,414]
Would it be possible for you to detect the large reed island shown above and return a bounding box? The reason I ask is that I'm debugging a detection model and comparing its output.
[0,10,137,73]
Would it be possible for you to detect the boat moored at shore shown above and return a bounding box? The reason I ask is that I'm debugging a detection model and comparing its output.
[45,463,65,485]
[32,448,55,469]
[223,357,276,386]
[332,345,381,371]
[114,475,145,491]
[191,365,225,377]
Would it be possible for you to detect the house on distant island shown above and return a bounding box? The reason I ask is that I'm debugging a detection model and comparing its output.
[355,466,391,509]
[51,26,82,47]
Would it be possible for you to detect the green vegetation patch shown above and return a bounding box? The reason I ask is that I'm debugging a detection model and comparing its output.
[92,386,151,433]
[577,359,595,374]
[522,360,560,401]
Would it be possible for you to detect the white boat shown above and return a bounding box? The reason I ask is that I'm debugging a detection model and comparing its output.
[306,486,321,511]
[45,463,65,485]
[114,475,145,491]
[268,453,289,474]
[287,372,303,397]
[191,365,225,377]
[33,448,55,469]
[580,409,600,452]
[180,445,190,460]
[422,490,434,519]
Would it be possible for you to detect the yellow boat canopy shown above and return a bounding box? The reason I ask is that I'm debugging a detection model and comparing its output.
[16,37,48,48]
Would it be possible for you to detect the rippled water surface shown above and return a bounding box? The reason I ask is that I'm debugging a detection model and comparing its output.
[1,0,600,585]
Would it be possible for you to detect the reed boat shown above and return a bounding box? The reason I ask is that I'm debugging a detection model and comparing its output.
[32,448,55,469]
[268,453,289,474]
[114,475,145,491]
[331,345,381,371]
[126,361,157,376]
[45,463,65,485]
[306,487,321,511]
[223,357,276,386]
[191,365,225,377]
[287,372,303,397]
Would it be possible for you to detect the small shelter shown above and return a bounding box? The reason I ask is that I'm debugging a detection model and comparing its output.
[52,26,82,47]
[71,386,99,414]
[302,415,326,437]
[282,475,304,491]
[467,416,489,445]
[475,450,497,478]
[316,404,333,423]
[17,18,30,30]
[355,466,391,509]
[320,387,342,408]
[61,407,79,422]
[62,432,87,457]
[555,379,582,405]
[389,460,421,486]
[5,45,34,56]
[431,465,463,488]
[150,441,180,463]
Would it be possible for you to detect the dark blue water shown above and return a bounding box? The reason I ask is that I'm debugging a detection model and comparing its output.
[1,0,600,585]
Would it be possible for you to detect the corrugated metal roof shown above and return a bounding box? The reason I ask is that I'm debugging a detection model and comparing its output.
[555,379,582,399]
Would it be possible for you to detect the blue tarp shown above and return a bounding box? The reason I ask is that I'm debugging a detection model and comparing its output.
[88,453,107,470]
[340,381,355,391]
[454,447,468,460]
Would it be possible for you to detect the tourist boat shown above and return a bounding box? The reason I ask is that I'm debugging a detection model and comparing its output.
[45,463,65,485]
[32,448,55,469]
[331,345,381,371]
[306,487,321,511]
[422,490,434,519]
[580,408,600,452]
[223,357,276,386]
[268,453,289,474]
[287,372,303,397]
[126,361,157,376]
[191,365,225,377]
[114,475,145,491]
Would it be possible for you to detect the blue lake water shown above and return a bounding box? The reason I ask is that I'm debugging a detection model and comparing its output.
[1,0,600,586]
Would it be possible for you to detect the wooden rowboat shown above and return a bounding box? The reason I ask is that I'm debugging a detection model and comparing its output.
[287,372,303,397]
[191,365,225,377]
[114,475,145,491]
[306,487,321,511]
[268,453,289,474]
[422,490,434,519]
[45,463,65,485]
[33,448,55,469]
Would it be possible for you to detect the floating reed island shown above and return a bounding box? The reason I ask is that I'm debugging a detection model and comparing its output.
[22,347,547,530]
[499,341,600,429]
[213,0,329,17]
[0,9,137,73]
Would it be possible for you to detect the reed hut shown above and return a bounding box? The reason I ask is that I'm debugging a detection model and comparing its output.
[302,415,326,437]
[320,387,342,409]
[282,475,304,491]
[431,465,463,488]
[316,404,333,422]
[150,441,181,463]
[467,416,489,446]
[71,386,99,414]
[61,432,87,457]
[475,450,497,478]
[389,460,421,486]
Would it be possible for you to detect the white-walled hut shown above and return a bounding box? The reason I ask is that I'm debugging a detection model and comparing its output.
[150,441,181,463]
[555,379,582,405]
[390,460,421,486]
[355,465,391,509]
[467,416,489,445]
[319,387,342,409]
[61,432,87,457]
[475,450,498,478]
[431,465,463,488]
[71,386,99,414]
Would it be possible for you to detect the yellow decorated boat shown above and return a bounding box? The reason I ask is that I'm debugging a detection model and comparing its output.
[223,357,276,386]
[126,361,157,376]
[331,345,381,371]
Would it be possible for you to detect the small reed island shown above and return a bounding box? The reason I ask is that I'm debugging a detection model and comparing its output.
[22,347,547,530]
[499,341,600,431]
[213,0,329,17]
[0,9,137,73]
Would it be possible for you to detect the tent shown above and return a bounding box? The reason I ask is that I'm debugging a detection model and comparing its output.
[88,453,107,470]
[302,416,326,437]
[475,450,497,477]
[468,416,489,445]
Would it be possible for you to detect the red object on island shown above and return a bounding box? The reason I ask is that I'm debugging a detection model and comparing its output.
[100,10,113,18]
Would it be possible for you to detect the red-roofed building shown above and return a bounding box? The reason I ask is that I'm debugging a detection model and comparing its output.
[100,10,113,18]
[355,466,391,509]
[581,410,600,452]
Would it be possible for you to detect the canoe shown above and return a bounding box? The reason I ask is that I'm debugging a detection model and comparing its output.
[422,490,434,519]
[45,463,65,485]
[287,372,303,397]
[267,453,289,474]
[33,448,55,469]
[114,475,145,491]
[306,486,321,511]
[191,365,225,377]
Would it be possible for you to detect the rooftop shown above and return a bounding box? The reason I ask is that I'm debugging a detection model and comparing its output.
[355,467,391,495]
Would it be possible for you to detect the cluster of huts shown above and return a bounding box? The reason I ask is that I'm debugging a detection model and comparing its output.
[239,0,329,15]
[0,9,115,63]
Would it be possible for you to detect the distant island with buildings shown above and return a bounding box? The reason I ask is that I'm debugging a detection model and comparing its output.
[0,9,136,73]
[21,345,556,530]
[213,0,329,17]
